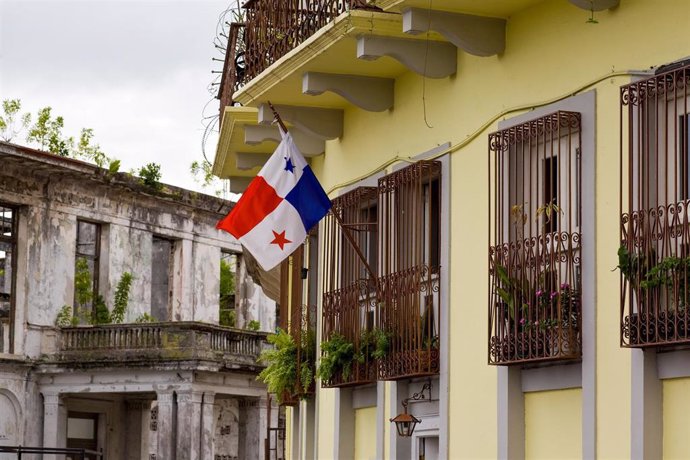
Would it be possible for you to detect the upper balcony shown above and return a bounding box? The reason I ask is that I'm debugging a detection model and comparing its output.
[620,64,690,348]
[52,322,269,373]
[213,1,619,192]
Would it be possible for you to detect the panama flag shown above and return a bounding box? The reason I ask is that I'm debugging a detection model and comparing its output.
[216,129,331,271]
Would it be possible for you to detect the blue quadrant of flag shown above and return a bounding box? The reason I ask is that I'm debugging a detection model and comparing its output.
[285,166,332,232]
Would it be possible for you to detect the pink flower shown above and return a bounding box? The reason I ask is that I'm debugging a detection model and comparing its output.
[519,318,526,325]
[536,290,543,297]
[550,291,557,299]
[560,283,570,290]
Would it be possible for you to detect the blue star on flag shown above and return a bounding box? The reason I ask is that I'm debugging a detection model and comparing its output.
[284,156,295,173]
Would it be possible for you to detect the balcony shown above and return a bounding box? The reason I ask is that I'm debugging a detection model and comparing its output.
[488,111,583,365]
[488,233,582,365]
[620,64,690,348]
[55,322,269,372]
[218,0,377,109]
[620,203,690,347]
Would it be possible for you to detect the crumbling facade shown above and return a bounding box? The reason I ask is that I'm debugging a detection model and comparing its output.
[0,141,280,459]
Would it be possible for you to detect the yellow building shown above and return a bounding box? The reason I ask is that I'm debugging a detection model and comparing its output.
[213,0,690,458]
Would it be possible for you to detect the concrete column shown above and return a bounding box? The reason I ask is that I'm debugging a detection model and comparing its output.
[156,391,175,460]
[498,366,524,460]
[125,400,152,460]
[200,392,216,460]
[334,388,355,459]
[238,398,265,460]
[42,392,67,460]
[176,390,203,460]
[631,350,662,459]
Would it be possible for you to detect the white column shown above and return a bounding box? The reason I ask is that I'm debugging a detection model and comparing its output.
[156,391,175,460]
[42,392,67,460]
[176,390,203,460]
[200,392,216,460]
[239,398,265,460]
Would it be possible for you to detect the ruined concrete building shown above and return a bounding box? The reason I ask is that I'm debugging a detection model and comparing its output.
[0,141,281,459]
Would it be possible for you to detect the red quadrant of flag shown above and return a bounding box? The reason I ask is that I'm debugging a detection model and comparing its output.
[216,176,282,238]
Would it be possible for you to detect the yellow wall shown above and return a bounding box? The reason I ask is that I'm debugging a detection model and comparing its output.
[354,407,377,460]
[525,389,582,460]
[299,1,690,458]
[663,378,690,459]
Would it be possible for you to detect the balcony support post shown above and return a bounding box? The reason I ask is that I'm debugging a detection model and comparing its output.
[402,8,506,57]
[176,390,204,460]
[303,72,394,112]
[42,391,67,460]
[631,350,662,459]
[156,391,175,460]
[200,392,216,460]
[357,35,457,79]
[244,125,326,156]
[497,367,524,460]
[258,104,344,140]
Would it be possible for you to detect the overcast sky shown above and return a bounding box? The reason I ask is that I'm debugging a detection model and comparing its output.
[0,0,234,195]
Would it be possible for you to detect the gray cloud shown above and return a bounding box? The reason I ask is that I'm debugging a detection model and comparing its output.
[0,0,231,193]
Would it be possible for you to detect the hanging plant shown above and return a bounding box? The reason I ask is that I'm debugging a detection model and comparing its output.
[257,329,298,404]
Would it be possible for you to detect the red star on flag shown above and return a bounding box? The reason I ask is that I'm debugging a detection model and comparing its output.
[270,230,292,250]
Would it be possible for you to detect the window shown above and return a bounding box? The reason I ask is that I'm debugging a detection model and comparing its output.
[321,187,378,387]
[74,220,101,320]
[377,160,442,379]
[0,204,16,353]
[151,236,173,322]
[320,161,442,382]
[620,64,690,347]
[67,412,99,460]
[219,251,236,327]
[488,111,582,365]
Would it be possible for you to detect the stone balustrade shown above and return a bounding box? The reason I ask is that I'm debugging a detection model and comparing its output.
[56,322,269,371]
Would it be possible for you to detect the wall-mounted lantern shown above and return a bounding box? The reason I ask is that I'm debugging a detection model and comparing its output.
[390,381,432,437]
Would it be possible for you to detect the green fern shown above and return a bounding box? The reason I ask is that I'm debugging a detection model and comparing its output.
[111,272,132,323]
[257,329,297,403]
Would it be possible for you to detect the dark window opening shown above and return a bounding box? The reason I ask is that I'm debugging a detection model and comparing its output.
[151,237,174,322]
[0,204,16,353]
[543,155,559,234]
[219,252,236,327]
[74,221,101,320]
[67,412,99,460]
[680,114,690,200]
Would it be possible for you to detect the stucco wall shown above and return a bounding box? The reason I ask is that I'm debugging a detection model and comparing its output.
[301,1,690,458]
[662,377,690,459]
[525,389,582,460]
[354,407,377,460]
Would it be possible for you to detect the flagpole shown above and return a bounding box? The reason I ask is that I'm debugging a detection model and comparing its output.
[268,101,379,284]
[330,210,378,284]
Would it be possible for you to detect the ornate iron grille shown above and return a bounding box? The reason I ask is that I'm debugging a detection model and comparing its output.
[378,160,442,379]
[620,64,690,347]
[238,1,376,86]
[218,22,246,117]
[321,187,378,387]
[488,111,582,365]
[277,246,316,404]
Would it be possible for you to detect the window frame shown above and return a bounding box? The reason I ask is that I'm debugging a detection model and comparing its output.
[0,203,18,354]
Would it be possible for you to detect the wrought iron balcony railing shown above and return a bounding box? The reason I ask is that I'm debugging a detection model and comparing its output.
[620,63,690,348]
[488,110,583,365]
[488,232,582,365]
[57,322,269,370]
[218,1,378,110]
[620,203,690,347]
